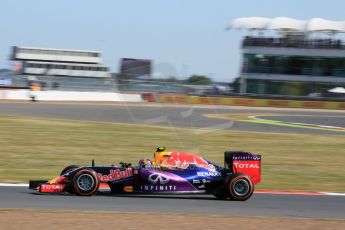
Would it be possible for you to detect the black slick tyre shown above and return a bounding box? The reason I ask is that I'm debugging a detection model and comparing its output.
[60,165,80,176]
[60,165,80,194]
[226,173,254,201]
[71,168,100,196]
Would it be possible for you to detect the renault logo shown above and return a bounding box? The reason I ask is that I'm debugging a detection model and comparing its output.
[148,173,170,185]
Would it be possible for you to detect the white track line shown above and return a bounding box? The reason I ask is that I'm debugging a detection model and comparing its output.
[0,183,28,187]
[323,192,345,196]
[250,116,345,131]
[1,183,345,196]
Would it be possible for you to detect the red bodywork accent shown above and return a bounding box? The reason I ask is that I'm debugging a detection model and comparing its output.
[99,183,110,190]
[50,176,67,184]
[39,176,67,193]
[232,160,261,184]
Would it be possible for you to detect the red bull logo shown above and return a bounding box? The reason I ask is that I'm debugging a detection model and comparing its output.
[161,152,215,171]
[97,168,133,182]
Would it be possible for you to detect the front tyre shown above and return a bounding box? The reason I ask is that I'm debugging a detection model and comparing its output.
[71,169,100,196]
[60,165,80,176]
[226,173,254,201]
[60,165,81,194]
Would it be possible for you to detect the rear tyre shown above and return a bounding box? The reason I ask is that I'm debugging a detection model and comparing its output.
[226,173,254,201]
[71,169,100,196]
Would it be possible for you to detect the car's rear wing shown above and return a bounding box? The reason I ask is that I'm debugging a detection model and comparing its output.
[224,151,261,184]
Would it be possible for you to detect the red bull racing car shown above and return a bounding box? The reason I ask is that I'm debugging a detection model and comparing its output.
[29,147,261,201]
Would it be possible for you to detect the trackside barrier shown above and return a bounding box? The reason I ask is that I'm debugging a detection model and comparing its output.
[141,92,157,102]
[157,94,345,110]
[0,90,143,102]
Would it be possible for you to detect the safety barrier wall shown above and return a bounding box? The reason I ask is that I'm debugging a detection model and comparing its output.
[0,89,143,102]
[157,94,345,110]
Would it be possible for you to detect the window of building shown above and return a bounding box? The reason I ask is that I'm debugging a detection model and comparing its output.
[244,54,345,78]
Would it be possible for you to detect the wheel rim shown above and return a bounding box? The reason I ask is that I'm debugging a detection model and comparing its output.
[232,178,250,196]
[77,174,95,191]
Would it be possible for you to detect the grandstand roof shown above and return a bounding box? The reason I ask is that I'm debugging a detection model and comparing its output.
[307,18,345,32]
[230,17,270,30]
[227,17,345,33]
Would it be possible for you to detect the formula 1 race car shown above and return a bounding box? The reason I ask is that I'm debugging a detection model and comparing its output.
[29,147,261,201]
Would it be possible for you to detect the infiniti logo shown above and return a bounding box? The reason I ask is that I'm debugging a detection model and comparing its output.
[148,173,170,185]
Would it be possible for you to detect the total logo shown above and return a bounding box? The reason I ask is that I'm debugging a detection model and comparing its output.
[197,171,221,177]
[41,184,64,190]
[148,173,170,185]
[40,184,65,193]
[97,168,133,182]
[233,163,260,169]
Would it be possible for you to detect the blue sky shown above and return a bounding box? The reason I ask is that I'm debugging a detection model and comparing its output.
[1,0,345,81]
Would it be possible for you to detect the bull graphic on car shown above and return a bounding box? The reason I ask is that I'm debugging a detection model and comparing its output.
[29,148,261,201]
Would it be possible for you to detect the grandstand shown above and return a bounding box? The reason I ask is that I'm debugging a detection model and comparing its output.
[228,17,345,98]
[10,46,116,91]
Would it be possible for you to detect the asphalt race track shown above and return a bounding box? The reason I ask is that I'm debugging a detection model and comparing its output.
[1,186,344,219]
[0,101,345,218]
[0,101,344,135]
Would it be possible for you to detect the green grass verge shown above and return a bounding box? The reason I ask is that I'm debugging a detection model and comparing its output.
[0,115,344,192]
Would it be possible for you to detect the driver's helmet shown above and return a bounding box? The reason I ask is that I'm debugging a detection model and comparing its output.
[139,158,152,168]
